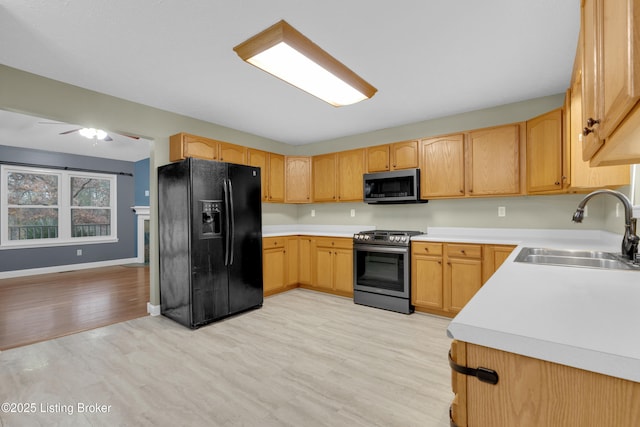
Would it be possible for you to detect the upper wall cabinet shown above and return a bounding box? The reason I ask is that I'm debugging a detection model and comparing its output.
[581,0,640,165]
[285,156,312,203]
[466,124,522,196]
[419,134,465,198]
[312,153,337,202]
[526,109,564,193]
[247,149,285,203]
[169,132,246,165]
[366,140,418,172]
[313,149,365,202]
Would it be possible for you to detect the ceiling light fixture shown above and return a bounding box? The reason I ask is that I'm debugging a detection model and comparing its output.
[233,20,377,107]
[79,128,108,140]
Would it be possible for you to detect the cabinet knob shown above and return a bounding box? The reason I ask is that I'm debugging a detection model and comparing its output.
[460,250,466,255]
[587,117,600,127]
[459,189,464,194]
[583,126,594,136]
[424,247,429,252]
[555,181,560,186]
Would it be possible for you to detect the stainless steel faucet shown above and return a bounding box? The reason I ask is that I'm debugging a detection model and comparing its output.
[572,189,639,260]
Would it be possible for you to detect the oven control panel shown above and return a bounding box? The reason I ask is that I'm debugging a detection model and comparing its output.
[353,230,422,247]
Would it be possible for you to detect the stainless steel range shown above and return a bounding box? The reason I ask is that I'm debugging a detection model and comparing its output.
[353,230,423,314]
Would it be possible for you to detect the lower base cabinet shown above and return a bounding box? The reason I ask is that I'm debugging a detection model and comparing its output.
[450,340,640,427]
[263,236,353,297]
[411,242,515,317]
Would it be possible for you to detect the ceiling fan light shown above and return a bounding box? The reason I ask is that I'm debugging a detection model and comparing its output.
[233,20,376,107]
[79,128,96,139]
[95,129,108,140]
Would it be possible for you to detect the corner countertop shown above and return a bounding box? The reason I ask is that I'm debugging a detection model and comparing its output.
[429,227,640,383]
[263,224,375,238]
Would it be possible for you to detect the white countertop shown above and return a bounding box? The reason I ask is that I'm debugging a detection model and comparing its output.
[263,224,375,238]
[436,227,640,383]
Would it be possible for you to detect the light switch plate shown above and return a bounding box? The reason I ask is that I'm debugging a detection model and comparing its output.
[498,206,506,217]
[350,209,356,217]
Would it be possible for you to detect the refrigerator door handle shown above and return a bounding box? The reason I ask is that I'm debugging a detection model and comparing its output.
[228,178,235,265]
[223,178,231,266]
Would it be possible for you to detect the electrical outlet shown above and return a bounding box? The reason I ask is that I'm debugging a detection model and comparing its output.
[311,209,315,217]
[350,209,356,217]
[498,206,506,217]
[76,249,82,256]
[616,203,621,217]
[145,190,149,197]
[584,206,588,217]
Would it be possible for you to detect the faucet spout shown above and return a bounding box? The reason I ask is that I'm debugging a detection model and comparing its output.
[572,189,639,260]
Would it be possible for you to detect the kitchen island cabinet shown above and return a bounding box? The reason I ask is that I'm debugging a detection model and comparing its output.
[449,340,640,427]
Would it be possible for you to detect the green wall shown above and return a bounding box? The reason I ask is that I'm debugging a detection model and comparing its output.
[2,64,628,307]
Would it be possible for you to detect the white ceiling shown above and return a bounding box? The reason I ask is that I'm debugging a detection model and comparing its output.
[0,0,580,153]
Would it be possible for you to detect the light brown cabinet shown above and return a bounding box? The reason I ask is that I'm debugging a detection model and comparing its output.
[336,148,365,201]
[411,242,487,317]
[366,140,418,172]
[219,141,247,164]
[581,0,640,165]
[285,156,312,203]
[247,149,285,203]
[262,237,286,296]
[466,124,522,196]
[285,236,299,287]
[313,237,353,297]
[298,237,314,286]
[170,133,220,162]
[526,109,565,193]
[450,340,640,427]
[312,153,337,202]
[411,242,444,310]
[482,244,516,284]
[169,133,247,164]
[419,134,465,198]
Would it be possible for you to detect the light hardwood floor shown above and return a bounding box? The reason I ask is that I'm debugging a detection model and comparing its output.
[0,265,150,350]
[0,289,453,426]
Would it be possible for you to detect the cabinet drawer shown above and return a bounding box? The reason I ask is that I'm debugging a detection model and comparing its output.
[263,237,285,249]
[412,242,443,256]
[447,244,482,259]
[315,237,353,249]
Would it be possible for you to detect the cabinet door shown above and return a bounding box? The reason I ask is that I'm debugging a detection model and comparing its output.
[391,140,418,170]
[526,109,564,193]
[467,125,520,196]
[599,0,640,141]
[219,142,247,164]
[315,246,334,291]
[411,253,443,309]
[312,153,337,202]
[333,248,354,295]
[482,245,516,283]
[298,237,314,286]
[268,153,285,202]
[581,0,603,160]
[419,134,465,198]
[366,145,390,172]
[263,244,285,295]
[446,258,482,313]
[247,148,268,202]
[337,149,365,201]
[170,133,219,162]
[285,156,312,203]
[286,237,299,287]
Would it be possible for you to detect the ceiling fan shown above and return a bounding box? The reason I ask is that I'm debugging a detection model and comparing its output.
[58,127,140,141]
[38,121,140,141]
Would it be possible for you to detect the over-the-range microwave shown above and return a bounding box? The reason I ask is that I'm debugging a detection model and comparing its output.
[363,168,427,204]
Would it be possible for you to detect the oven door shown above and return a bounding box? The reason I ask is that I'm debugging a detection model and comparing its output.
[353,244,410,298]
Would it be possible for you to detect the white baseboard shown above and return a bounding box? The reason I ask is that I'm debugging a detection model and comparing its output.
[0,258,140,279]
[147,303,161,316]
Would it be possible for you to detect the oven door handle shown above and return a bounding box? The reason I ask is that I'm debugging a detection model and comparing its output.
[353,244,409,254]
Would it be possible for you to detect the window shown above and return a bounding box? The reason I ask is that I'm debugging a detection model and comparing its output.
[1,165,117,248]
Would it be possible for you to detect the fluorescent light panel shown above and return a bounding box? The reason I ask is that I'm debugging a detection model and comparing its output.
[234,20,376,107]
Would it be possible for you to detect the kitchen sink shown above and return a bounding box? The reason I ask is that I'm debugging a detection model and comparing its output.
[514,247,640,271]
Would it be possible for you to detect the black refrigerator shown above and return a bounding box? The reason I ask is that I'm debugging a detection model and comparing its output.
[158,158,263,329]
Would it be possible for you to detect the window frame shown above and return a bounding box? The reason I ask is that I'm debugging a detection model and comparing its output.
[1,165,118,249]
